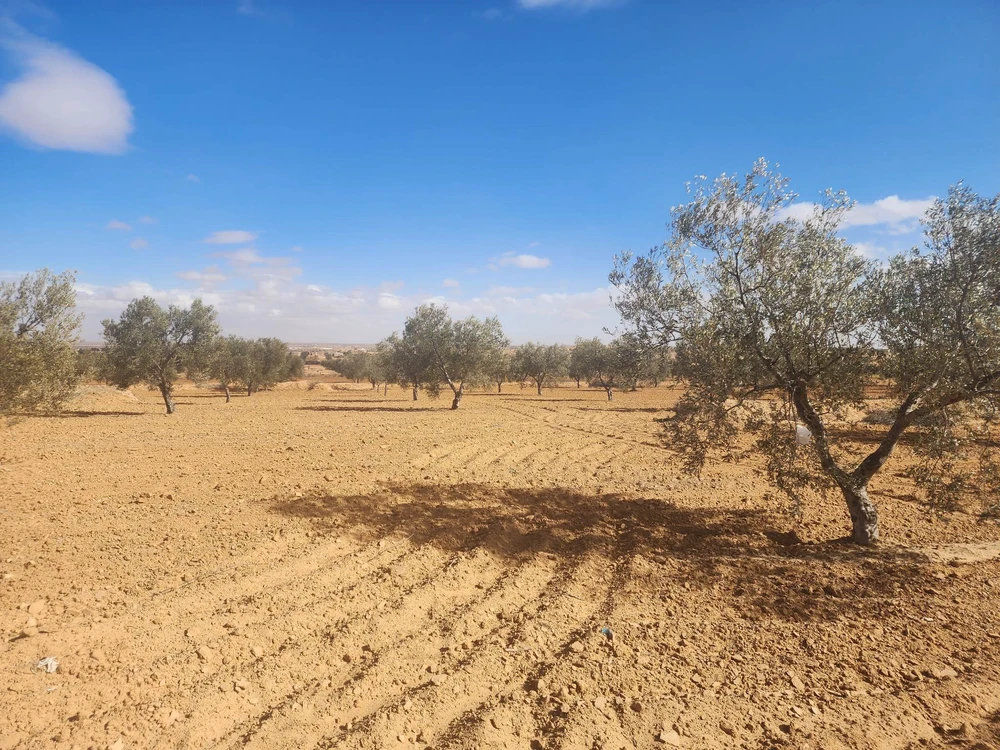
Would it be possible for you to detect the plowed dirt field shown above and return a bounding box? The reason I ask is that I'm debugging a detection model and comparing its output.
[2,381,999,750]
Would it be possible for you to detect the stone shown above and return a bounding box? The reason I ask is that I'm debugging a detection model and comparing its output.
[933,666,959,680]
[789,673,805,691]
[27,600,46,616]
[657,729,682,746]
[719,720,736,736]
[197,645,214,662]
[250,645,264,658]
[594,696,607,710]
[185,627,202,639]
[569,640,585,653]
[90,649,107,663]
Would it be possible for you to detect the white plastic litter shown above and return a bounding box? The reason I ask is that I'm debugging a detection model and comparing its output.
[795,425,812,445]
[36,657,59,673]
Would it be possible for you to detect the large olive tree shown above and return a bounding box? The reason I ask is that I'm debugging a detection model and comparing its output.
[0,269,81,419]
[102,297,219,413]
[611,160,1000,545]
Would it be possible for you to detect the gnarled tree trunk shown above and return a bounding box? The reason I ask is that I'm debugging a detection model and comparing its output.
[605,387,614,401]
[536,380,543,395]
[224,384,231,403]
[839,481,879,545]
[451,384,464,410]
[412,386,418,401]
[158,381,176,414]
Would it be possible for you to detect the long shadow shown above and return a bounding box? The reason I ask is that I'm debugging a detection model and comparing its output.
[28,409,144,418]
[296,405,438,413]
[500,396,593,403]
[575,406,664,413]
[270,482,935,624]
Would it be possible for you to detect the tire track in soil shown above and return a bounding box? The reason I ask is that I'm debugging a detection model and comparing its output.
[496,403,659,448]
[318,546,617,750]
[82,539,439,749]
[201,517,530,749]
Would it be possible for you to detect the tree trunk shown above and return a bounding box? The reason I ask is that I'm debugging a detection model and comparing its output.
[158,381,176,414]
[840,482,879,545]
[451,384,463,410]
[412,386,418,401]
[497,382,502,394]
[606,387,613,401]
[247,385,253,397]
[224,384,231,403]
[576,378,581,388]
[536,380,543,395]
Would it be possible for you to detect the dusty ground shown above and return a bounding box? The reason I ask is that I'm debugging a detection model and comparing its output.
[1,380,999,750]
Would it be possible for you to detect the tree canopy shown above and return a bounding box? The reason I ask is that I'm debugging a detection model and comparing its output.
[611,160,1000,544]
[0,269,81,419]
[102,297,219,414]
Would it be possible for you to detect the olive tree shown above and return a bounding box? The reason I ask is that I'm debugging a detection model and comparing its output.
[512,342,569,395]
[403,304,508,409]
[102,297,219,413]
[384,332,434,400]
[0,269,81,419]
[210,336,246,402]
[572,336,642,400]
[611,160,1000,545]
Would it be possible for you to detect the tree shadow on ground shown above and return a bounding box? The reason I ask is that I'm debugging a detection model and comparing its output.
[270,482,938,624]
[500,396,593,403]
[574,406,664,414]
[27,409,144,418]
[296,405,439,413]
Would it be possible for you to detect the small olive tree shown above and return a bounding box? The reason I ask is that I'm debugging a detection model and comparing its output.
[0,269,81,419]
[210,336,246,402]
[403,304,508,409]
[102,297,219,413]
[512,342,569,395]
[572,336,642,400]
[383,333,433,400]
[611,161,1000,545]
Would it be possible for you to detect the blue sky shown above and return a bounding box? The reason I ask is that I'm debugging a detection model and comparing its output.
[1,0,997,343]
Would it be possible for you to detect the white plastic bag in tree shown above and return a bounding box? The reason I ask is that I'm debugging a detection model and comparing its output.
[795,425,812,445]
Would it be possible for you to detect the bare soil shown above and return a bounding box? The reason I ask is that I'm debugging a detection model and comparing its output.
[2,381,999,750]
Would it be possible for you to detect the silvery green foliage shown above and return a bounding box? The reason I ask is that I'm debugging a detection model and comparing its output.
[399,304,509,409]
[611,161,1000,543]
[0,269,81,419]
[512,342,570,395]
[102,296,219,414]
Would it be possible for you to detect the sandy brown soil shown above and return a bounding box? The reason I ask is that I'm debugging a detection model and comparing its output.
[2,381,999,750]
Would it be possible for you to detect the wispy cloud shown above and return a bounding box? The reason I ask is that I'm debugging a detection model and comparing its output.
[138,215,157,224]
[237,0,263,15]
[186,173,200,183]
[0,26,133,154]
[778,194,936,232]
[204,230,258,245]
[106,219,131,231]
[177,267,227,285]
[496,252,551,269]
[129,237,148,250]
[212,248,265,263]
[442,278,461,288]
[482,8,503,20]
[517,0,625,10]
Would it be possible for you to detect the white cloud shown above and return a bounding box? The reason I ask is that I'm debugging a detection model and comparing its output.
[518,0,624,9]
[290,245,304,252]
[483,8,502,20]
[0,30,133,154]
[442,278,460,288]
[214,248,265,263]
[778,194,935,231]
[138,215,157,224]
[377,293,402,310]
[186,174,200,183]
[177,267,227,285]
[129,237,148,250]
[496,253,551,269]
[106,219,131,231]
[204,230,258,244]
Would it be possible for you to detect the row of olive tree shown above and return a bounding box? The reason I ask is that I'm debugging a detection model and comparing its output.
[101,297,306,412]
[611,160,1000,545]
